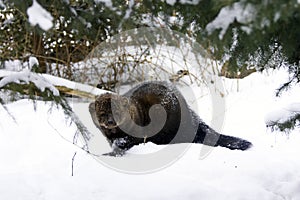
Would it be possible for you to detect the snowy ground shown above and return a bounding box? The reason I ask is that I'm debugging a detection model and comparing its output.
[1,69,300,200]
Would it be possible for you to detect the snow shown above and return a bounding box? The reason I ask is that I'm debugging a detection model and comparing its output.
[206,2,256,39]
[94,0,113,8]
[1,68,300,199]
[27,0,53,31]
[29,56,39,69]
[166,0,177,5]
[42,73,106,96]
[0,69,59,96]
[4,57,40,71]
[0,69,106,97]
[4,60,23,71]
[166,0,201,5]
[124,0,134,19]
[0,0,5,8]
[265,103,300,125]
[274,12,281,22]
[179,0,201,5]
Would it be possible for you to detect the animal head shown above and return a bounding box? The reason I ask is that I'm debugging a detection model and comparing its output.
[95,93,130,129]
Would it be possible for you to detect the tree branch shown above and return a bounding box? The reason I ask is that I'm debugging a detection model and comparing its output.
[0,70,107,99]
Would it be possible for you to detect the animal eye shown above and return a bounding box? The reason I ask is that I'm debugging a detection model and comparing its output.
[99,113,107,118]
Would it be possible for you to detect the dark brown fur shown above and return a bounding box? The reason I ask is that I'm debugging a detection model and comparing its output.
[89,81,252,156]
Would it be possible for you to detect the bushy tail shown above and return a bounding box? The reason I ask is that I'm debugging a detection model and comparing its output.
[193,120,252,151]
[216,134,252,151]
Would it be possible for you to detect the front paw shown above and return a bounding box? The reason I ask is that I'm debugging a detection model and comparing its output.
[102,149,126,157]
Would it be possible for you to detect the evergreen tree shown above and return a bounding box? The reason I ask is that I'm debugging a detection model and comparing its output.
[0,0,133,78]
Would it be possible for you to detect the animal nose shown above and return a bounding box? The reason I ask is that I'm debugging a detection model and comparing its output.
[107,119,114,125]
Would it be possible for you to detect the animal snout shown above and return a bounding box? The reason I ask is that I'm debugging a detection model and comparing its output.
[107,118,115,125]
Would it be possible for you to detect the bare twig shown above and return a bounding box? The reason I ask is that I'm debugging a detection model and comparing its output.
[71,152,77,176]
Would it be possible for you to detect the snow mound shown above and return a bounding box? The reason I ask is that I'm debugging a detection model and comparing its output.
[1,69,300,199]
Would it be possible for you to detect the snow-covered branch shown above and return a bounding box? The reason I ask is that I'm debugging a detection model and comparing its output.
[0,69,59,96]
[0,69,107,99]
[0,69,108,153]
[265,103,300,132]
